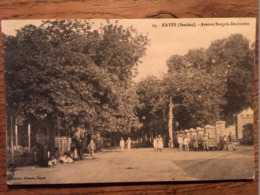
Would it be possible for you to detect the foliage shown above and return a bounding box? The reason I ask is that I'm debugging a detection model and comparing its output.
[165,33,254,127]
[136,33,255,134]
[136,76,169,143]
[206,34,254,123]
[164,66,225,129]
[3,19,149,135]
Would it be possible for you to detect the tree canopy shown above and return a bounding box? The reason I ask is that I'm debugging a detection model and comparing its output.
[137,33,254,134]
[206,34,254,123]
[167,34,254,127]
[3,20,149,136]
[3,22,254,141]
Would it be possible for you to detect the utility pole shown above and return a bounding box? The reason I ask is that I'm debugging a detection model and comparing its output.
[10,116,14,164]
[15,120,18,150]
[28,123,31,152]
[168,96,174,148]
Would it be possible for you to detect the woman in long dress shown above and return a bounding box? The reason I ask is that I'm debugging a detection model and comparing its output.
[119,138,125,152]
[153,136,158,151]
[126,137,131,151]
[157,136,163,152]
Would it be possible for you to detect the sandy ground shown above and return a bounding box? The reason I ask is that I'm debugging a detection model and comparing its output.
[7,145,254,185]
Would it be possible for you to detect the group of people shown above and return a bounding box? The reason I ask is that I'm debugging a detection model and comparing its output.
[119,137,132,152]
[153,135,164,152]
[49,129,237,167]
[221,133,236,151]
[178,134,192,151]
[48,127,96,167]
[48,147,74,167]
[190,134,209,151]
[48,138,97,167]
[70,128,97,160]
[177,132,236,151]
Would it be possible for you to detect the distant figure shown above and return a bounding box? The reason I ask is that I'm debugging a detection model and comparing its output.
[153,136,158,151]
[54,147,60,164]
[72,147,79,160]
[126,137,132,151]
[72,128,83,160]
[48,147,60,167]
[157,135,163,152]
[202,134,209,151]
[168,139,173,148]
[71,137,79,161]
[87,140,96,157]
[228,132,236,151]
[198,134,203,150]
[218,136,224,150]
[119,138,125,152]
[183,136,190,151]
[178,134,183,152]
[223,135,228,150]
[192,135,198,151]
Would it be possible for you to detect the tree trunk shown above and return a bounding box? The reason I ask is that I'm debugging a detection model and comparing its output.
[168,96,174,148]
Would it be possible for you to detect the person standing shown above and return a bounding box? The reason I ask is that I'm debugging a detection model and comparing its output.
[153,136,158,152]
[228,132,236,151]
[192,135,198,151]
[202,133,209,151]
[178,134,183,152]
[168,139,173,149]
[87,140,96,157]
[223,135,228,150]
[198,134,203,151]
[72,128,83,160]
[157,135,163,152]
[183,136,190,151]
[119,138,125,152]
[126,137,132,151]
[71,134,79,161]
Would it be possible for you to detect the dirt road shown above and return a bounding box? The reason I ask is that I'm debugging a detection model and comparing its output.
[7,145,254,185]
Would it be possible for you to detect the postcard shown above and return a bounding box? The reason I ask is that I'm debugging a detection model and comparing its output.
[1,18,256,185]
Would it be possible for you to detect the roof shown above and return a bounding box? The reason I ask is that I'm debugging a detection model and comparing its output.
[240,107,253,115]
[205,125,215,128]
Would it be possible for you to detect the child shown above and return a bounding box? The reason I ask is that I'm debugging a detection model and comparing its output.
[87,140,96,157]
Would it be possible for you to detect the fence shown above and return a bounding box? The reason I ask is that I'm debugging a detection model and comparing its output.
[175,121,226,149]
[55,137,72,155]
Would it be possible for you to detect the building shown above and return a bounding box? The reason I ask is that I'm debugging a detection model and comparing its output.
[237,107,254,141]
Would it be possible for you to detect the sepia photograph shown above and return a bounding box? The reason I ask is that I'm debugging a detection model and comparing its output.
[1,18,256,185]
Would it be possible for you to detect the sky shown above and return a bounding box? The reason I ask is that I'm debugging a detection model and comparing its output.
[1,18,256,82]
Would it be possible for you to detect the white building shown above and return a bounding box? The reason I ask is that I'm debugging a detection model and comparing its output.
[237,107,254,140]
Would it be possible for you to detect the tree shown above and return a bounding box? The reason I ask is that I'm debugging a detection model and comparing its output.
[3,19,149,137]
[164,65,225,129]
[206,34,254,124]
[165,33,254,128]
[136,76,168,143]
